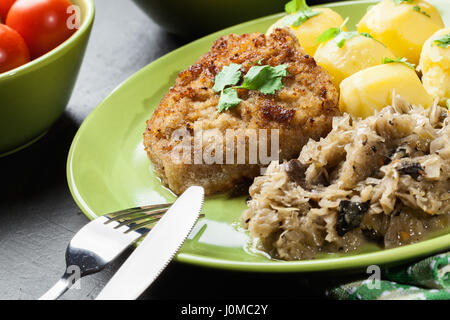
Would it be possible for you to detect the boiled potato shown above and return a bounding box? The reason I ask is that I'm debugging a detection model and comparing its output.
[267,8,344,56]
[419,28,450,105]
[339,63,433,118]
[357,0,444,65]
[314,34,395,88]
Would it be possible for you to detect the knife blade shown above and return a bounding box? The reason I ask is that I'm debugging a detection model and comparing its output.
[96,186,204,300]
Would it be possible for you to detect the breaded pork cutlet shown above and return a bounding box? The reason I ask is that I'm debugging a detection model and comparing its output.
[144,29,339,195]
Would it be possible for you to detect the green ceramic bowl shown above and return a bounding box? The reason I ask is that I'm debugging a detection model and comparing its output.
[0,0,95,157]
[131,0,288,37]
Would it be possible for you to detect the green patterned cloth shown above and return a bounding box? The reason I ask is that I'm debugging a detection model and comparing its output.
[327,252,450,300]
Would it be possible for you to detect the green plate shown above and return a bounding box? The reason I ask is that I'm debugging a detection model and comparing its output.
[68,0,450,273]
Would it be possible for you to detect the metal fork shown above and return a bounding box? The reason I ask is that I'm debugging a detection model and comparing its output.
[39,203,172,300]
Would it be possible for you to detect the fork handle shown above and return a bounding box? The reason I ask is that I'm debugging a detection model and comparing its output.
[39,273,72,300]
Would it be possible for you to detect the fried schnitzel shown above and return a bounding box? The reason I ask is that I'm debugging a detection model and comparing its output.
[144,29,339,195]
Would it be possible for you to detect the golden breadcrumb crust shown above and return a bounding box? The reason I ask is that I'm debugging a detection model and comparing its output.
[144,29,339,195]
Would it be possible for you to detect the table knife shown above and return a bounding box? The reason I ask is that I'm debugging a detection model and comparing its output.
[96,186,204,300]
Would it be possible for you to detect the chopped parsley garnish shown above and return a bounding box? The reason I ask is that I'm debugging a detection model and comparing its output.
[285,0,307,14]
[433,33,450,48]
[360,32,388,47]
[316,18,376,48]
[238,64,289,94]
[316,25,343,44]
[413,5,430,17]
[382,57,416,69]
[334,31,359,48]
[284,0,320,27]
[360,32,373,39]
[217,88,242,112]
[284,10,319,27]
[446,99,450,109]
[393,0,413,4]
[214,64,289,112]
[213,63,242,92]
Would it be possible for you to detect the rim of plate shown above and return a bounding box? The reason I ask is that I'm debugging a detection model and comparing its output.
[67,0,450,272]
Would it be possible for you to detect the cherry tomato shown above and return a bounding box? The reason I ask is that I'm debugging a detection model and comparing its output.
[0,0,16,23]
[0,24,30,73]
[6,0,76,59]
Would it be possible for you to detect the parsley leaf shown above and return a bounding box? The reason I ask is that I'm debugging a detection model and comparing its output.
[284,0,320,27]
[217,88,242,112]
[284,0,319,27]
[447,99,450,109]
[316,17,349,44]
[239,64,289,95]
[213,63,242,92]
[413,5,430,17]
[214,63,289,112]
[316,27,341,44]
[382,57,416,70]
[393,0,413,4]
[433,33,450,48]
[284,9,320,27]
[360,32,373,39]
[361,32,388,47]
[285,0,308,14]
[335,31,359,48]
[316,18,372,48]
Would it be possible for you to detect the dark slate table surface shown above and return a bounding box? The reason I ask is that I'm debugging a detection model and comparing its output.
[0,0,327,300]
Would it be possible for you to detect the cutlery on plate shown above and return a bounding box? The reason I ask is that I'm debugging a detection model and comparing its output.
[39,201,174,300]
[96,186,204,300]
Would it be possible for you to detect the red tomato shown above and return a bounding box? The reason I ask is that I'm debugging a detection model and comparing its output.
[6,0,76,59]
[0,24,30,73]
[0,0,16,23]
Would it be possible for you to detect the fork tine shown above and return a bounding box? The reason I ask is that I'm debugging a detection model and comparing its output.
[104,203,172,222]
[124,213,206,234]
[113,209,167,229]
[124,218,161,234]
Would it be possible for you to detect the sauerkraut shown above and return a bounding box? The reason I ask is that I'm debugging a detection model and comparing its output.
[242,96,450,260]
